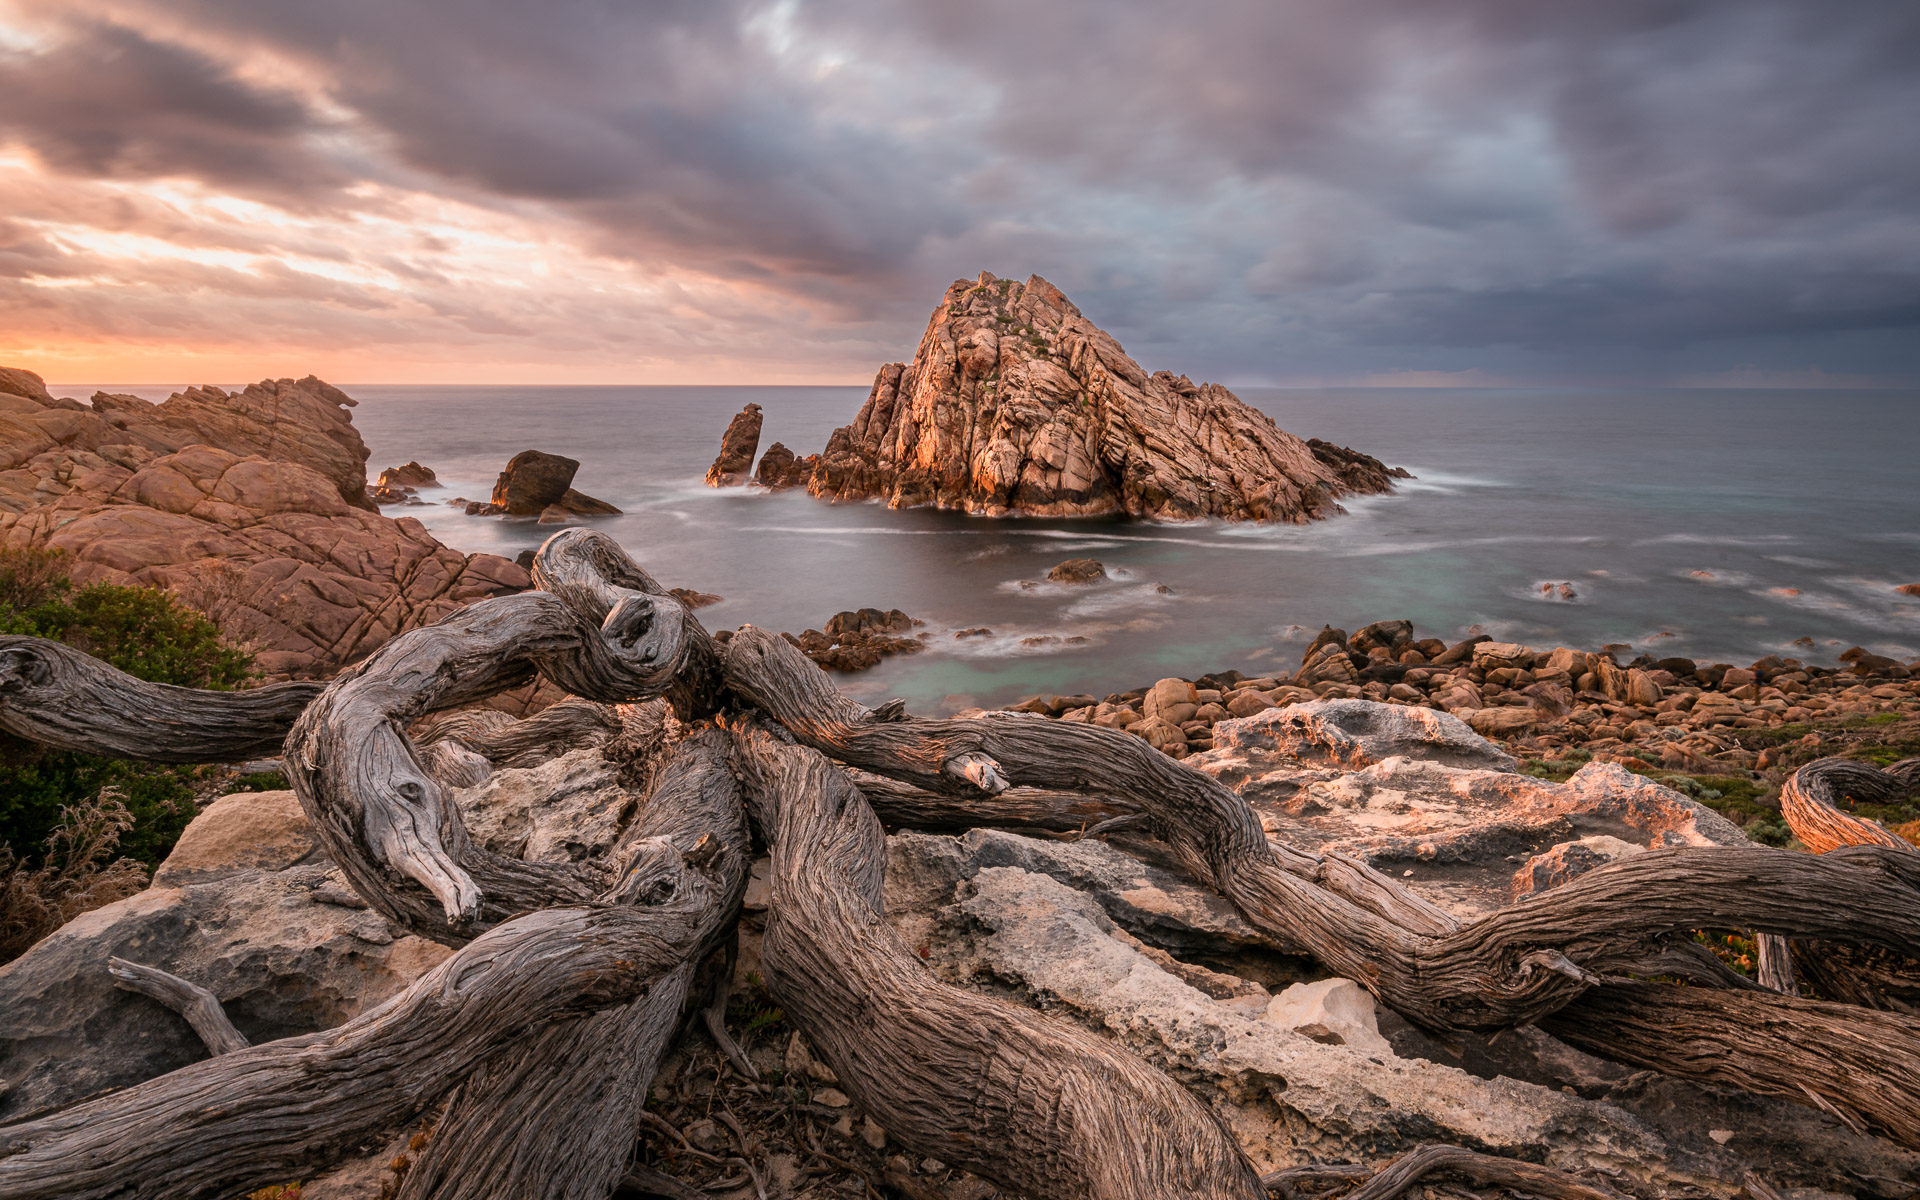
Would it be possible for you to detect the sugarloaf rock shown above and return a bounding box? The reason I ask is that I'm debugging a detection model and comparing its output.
[803,273,1404,521]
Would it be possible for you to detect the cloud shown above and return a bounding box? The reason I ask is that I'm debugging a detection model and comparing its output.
[0,0,1915,383]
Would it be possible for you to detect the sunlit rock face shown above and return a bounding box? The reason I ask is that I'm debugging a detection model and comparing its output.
[0,366,528,677]
[808,272,1404,521]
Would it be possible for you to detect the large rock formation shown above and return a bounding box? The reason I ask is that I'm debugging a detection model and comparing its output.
[802,273,1404,520]
[0,366,529,677]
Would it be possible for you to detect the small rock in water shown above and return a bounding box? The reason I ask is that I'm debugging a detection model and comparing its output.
[1046,558,1106,584]
[376,461,439,489]
[954,627,992,639]
[1537,580,1578,601]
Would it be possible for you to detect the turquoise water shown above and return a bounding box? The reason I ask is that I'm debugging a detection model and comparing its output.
[58,383,1920,712]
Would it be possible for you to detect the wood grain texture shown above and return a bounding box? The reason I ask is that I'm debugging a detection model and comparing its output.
[1781,756,1920,855]
[0,903,720,1200]
[721,625,1920,1144]
[284,532,724,942]
[0,635,321,761]
[1545,981,1920,1145]
[728,718,1265,1200]
[396,728,751,1200]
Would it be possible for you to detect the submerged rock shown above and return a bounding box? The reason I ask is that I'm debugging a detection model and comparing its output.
[804,272,1404,521]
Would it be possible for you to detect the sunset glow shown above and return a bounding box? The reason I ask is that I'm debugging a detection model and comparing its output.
[2,1,1916,386]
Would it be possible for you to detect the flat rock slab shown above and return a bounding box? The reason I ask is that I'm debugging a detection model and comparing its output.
[1192,700,1748,919]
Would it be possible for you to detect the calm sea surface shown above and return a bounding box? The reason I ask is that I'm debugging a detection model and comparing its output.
[60,385,1920,713]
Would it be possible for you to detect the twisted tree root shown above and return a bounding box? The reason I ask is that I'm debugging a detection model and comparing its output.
[283,530,721,942]
[396,728,751,1200]
[728,716,1267,1200]
[1781,756,1920,855]
[1776,756,1920,1014]
[720,625,1920,1143]
[0,904,717,1200]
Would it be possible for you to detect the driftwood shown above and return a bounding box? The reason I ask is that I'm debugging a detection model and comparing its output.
[4,531,1916,1198]
[1776,756,1920,1014]
[719,624,1920,1141]
[0,904,718,1200]
[729,717,1266,1200]
[396,728,750,1200]
[0,635,321,761]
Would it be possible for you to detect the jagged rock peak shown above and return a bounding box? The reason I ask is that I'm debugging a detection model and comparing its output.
[806,271,1404,521]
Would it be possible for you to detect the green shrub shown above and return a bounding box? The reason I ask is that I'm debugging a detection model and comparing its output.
[0,548,254,870]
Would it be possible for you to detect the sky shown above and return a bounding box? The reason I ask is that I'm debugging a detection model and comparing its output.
[1,0,1917,387]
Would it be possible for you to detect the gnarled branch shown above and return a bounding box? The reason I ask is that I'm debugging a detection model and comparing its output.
[0,636,321,762]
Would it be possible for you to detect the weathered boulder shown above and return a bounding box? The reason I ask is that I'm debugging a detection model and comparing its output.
[705,403,763,486]
[1192,701,1745,920]
[0,443,529,677]
[1045,558,1106,584]
[1508,835,1647,900]
[491,449,575,514]
[805,273,1401,521]
[1209,700,1517,773]
[376,461,439,488]
[752,441,814,489]
[0,791,450,1121]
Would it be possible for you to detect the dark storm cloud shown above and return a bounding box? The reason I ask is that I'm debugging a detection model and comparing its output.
[4,0,1918,380]
[0,18,343,200]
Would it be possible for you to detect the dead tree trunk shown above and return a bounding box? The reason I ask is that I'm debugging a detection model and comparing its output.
[728,717,1267,1200]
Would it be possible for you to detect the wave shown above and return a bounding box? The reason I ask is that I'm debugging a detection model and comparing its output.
[1638,533,1798,546]
[1678,568,1756,587]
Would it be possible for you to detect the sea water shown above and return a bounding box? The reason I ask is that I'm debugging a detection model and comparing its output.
[60,384,1920,713]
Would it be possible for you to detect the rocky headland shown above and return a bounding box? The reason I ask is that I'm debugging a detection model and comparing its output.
[705,272,1407,520]
[0,366,527,677]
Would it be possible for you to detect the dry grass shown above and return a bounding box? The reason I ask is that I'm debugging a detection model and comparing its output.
[0,787,151,963]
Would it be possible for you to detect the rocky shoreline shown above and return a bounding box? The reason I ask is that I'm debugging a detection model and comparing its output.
[993,616,1920,848]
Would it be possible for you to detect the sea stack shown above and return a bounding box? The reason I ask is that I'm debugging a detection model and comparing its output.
[704,402,763,486]
[804,272,1406,521]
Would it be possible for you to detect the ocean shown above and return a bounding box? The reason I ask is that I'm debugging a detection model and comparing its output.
[58,384,1920,713]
